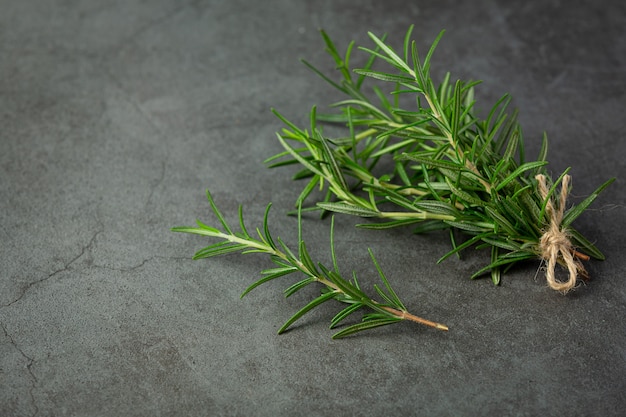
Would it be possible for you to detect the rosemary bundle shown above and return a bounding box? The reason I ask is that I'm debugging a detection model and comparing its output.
[267,26,613,290]
[174,27,613,338]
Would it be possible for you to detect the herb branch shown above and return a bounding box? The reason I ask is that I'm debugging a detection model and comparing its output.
[173,191,448,339]
[268,26,614,290]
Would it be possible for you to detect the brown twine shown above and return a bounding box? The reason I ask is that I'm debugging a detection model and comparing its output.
[535,174,585,293]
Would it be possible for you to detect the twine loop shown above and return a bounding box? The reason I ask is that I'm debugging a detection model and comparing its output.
[536,174,585,293]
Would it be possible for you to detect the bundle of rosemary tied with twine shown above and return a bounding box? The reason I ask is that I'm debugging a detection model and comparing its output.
[174,27,613,338]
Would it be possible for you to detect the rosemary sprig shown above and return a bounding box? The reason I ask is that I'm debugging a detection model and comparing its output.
[173,191,448,339]
[268,26,614,290]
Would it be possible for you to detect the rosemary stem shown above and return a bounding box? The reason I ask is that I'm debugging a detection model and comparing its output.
[381,306,449,331]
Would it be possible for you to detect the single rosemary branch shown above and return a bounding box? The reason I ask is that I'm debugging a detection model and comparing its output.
[173,191,448,338]
[268,26,614,288]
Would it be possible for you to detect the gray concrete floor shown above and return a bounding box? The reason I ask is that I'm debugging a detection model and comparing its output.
[1,1,625,416]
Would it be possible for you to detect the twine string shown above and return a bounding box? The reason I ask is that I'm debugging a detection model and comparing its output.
[535,174,583,293]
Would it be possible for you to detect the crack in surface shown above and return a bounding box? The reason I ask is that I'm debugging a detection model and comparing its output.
[1,321,39,417]
[2,229,102,308]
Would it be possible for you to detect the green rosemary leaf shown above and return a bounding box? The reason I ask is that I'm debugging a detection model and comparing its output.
[518,189,542,225]
[276,236,298,264]
[537,132,549,164]
[193,242,249,259]
[400,152,465,171]
[567,227,605,260]
[494,109,520,155]
[448,229,460,260]
[438,71,452,106]
[364,31,412,74]
[330,303,364,329]
[275,133,325,178]
[237,205,251,239]
[271,108,307,138]
[356,34,385,89]
[206,190,233,235]
[284,277,316,298]
[411,41,426,90]
[353,69,415,84]
[298,241,319,276]
[331,99,391,122]
[194,219,221,233]
[485,94,512,138]
[356,219,423,230]
[301,59,346,93]
[316,202,380,217]
[344,40,355,78]
[262,203,277,251]
[329,216,340,274]
[403,24,415,64]
[295,176,320,207]
[444,220,493,233]
[499,197,538,237]
[491,245,501,285]
[319,29,341,65]
[332,317,402,339]
[446,179,484,206]
[495,161,548,192]
[171,225,219,237]
[413,200,460,217]
[325,269,368,302]
[373,285,397,308]
[278,290,338,334]
[422,30,445,80]
[369,248,406,310]
[484,205,518,236]
[383,194,421,212]
[562,177,615,227]
[470,252,536,279]
[318,131,349,191]
[351,271,362,291]
[450,80,463,142]
[491,159,512,183]
[241,266,299,298]
[371,138,420,158]
[437,232,493,264]
[480,236,521,253]
[395,160,412,186]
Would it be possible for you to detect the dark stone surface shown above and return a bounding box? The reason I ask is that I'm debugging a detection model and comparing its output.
[1,1,624,416]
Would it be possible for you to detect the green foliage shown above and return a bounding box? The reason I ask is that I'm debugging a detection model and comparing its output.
[268,26,614,284]
[173,191,448,339]
[174,27,612,339]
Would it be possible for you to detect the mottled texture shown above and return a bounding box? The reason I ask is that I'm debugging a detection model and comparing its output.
[1,1,625,416]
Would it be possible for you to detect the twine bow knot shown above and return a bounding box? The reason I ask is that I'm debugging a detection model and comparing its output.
[535,174,585,293]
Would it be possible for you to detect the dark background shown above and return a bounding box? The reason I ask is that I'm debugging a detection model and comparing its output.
[1,1,625,416]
